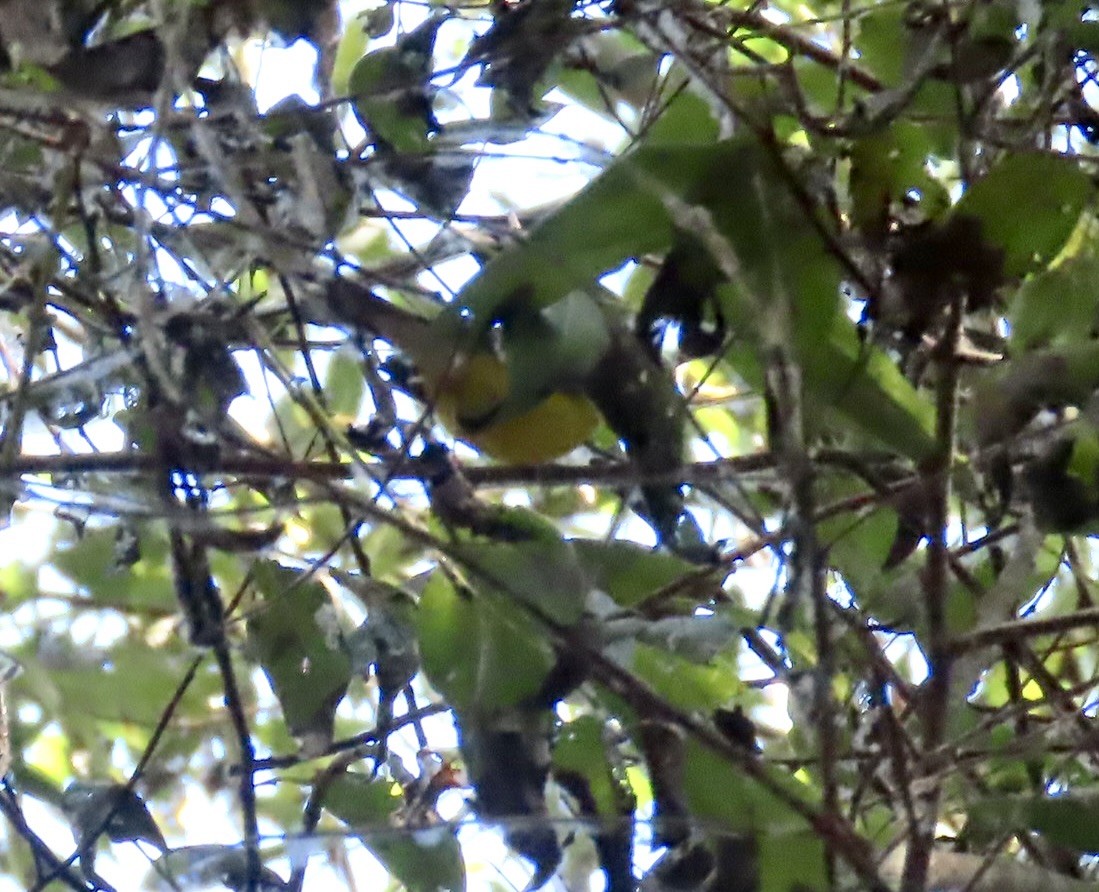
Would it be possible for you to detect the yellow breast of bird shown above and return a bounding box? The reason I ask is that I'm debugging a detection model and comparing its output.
[431,353,600,463]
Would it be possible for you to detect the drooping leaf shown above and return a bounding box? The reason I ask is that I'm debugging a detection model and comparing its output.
[53,527,175,611]
[557,30,666,123]
[151,845,288,891]
[552,715,634,892]
[1008,253,1099,349]
[757,828,829,892]
[852,5,922,87]
[246,561,352,754]
[42,642,218,728]
[817,473,905,589]
[331,9,376,96]
[61,781,167,852]
[415,571,555,713]
[973,793,1099,854]
[953,152,1094,278]
[324,771,465,892]
[631,642,741,712]
[553,715,634,821]
[450,534,589,626]
[443,141,712,320]
[570,540,701,609]
[680,743,827,890]
[848,122,950,240]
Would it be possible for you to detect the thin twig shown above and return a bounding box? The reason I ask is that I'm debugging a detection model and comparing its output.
[900,286,965,891]
[212,640,261,892]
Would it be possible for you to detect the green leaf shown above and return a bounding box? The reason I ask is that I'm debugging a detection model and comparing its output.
[440,146,681,321]
[571,540,698,608]
[975,794,1099,854]
[945,575,979,634]
[758,828,829,892]
[444,506,590,625]
[855,6,913,86]
[555,31,657,119]
[325,772,466,892]
[1008,254,1099,350]
[42,643,218,727]
[325,349,367,418]
[552,715,633,819]
[632,642,741,711]
[452,536,588,626]
[683,742,814,831]
[803,319,936,459]
[849,123,949,237]
[634,64,720,146]
[953,153,1093,278]
[53,527,175,611]
[702,143,935,456]
[681,740,826,892]
[1064,20,1099,55]
[246,561,352,753]
[415,572,555,713]
[818,480,900,588]
[331,11,374,97]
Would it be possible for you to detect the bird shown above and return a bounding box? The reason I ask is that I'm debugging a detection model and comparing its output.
[324,278,714,561]
[325,279,602,464]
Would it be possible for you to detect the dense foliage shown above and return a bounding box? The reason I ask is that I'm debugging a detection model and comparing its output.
[1,0,1099,890]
